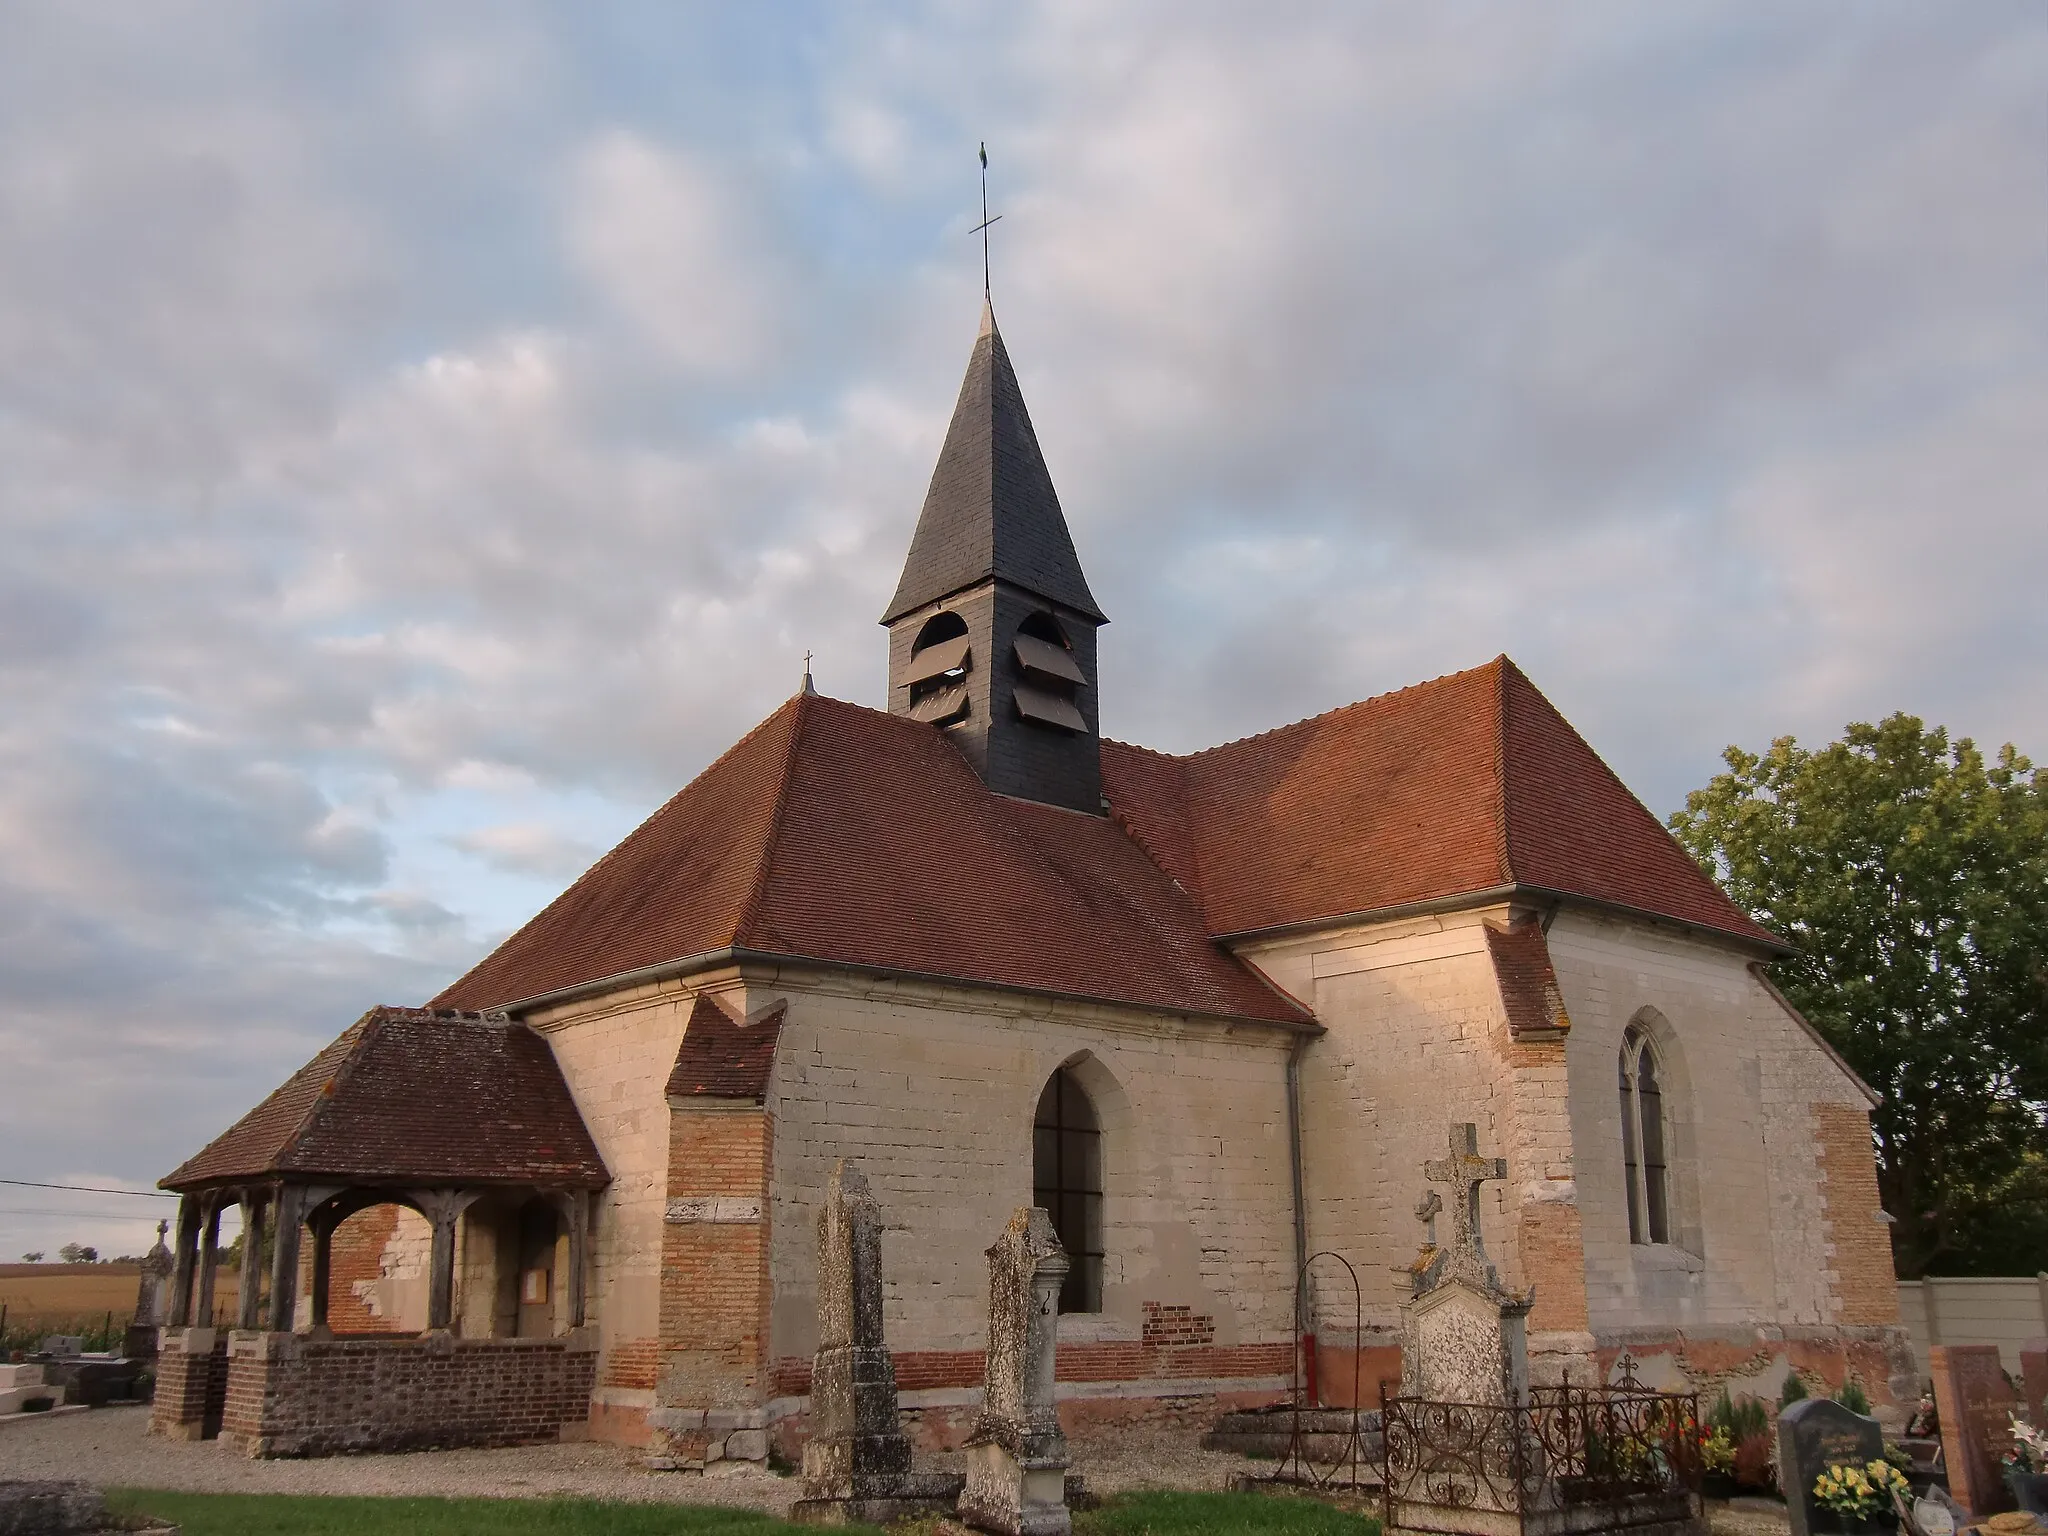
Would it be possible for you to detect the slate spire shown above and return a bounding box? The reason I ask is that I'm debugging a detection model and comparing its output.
[882,303,1107,815]
[881,302,1106,625]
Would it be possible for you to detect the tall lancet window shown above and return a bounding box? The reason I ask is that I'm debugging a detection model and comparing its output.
[1033,1068,1103,1312]
[1618,1026,1670,1244]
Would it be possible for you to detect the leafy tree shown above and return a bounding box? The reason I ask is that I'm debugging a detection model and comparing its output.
[57,1243,99,1263]
[21,1251,44,1262]
[1670,714,2048,1278]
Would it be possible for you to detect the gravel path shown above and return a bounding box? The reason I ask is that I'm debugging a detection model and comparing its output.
[0,1407,1273,1509]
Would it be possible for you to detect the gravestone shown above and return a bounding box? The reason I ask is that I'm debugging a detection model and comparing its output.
[35,1338,84,1359]
[792,1160,963,1526]
[126,1221,175,1359]
[1779,1397,1885,1536]
[961,1207,1071,1536]
[1403,1124,1534,1407]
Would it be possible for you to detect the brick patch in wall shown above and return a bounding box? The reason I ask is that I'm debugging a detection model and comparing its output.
[1813,1102,1900,1327]
[603,1337,661,1391]
[1519,1201,1589,1334]
[1141,1303,1217,1346]
[659,1106,772,1412]
[322,1203,418,1335]
[217,1329,599,1457]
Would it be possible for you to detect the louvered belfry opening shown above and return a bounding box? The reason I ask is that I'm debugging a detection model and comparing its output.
[882,302,1108,814]
[905,610,972,724]
[1033,1067,1104,1313]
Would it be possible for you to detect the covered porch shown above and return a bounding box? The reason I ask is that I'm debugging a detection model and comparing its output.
[149,1006,610,1454]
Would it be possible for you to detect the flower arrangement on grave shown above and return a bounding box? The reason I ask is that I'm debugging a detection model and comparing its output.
[2005,1414,2048,1475]
[1905,1393,1939,1438]
[1813,1460,1910,1528]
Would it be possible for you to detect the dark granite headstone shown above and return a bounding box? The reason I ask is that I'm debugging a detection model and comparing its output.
[1780,1398,1886,1536]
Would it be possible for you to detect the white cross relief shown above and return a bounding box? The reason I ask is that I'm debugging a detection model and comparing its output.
[1423,1123,1507,1258]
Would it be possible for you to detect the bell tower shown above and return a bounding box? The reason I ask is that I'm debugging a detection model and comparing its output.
[882,302,1107,815]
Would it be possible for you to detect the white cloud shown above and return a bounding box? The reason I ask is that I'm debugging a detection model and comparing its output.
[567,131,780,373]
[0,0,2042,1241]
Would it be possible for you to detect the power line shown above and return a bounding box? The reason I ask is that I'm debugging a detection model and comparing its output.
[0,1179,177,1199]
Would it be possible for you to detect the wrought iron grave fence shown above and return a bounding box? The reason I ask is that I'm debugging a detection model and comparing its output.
[1382,1363,1701,1533]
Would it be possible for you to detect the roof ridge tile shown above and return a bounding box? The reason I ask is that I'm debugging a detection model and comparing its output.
[1157,656,1508,764]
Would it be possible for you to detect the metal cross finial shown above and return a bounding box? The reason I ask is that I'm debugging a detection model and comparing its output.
[1423,1123,1508,1257]
[801,650,816,696]
[970,142,1002,301]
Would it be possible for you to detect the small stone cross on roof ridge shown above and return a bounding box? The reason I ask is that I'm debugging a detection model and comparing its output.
[1424,1123,1507,1258]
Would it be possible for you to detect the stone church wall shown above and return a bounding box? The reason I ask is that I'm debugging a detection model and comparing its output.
[526,974,707,1444]
[1544,909,1911,1404]
[755,970,1301,1423]
[1237,902,1910,1407]
[1237,906,1556,1387]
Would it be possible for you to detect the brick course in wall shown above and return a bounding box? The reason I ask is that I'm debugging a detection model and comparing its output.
[217,1329,599,1457]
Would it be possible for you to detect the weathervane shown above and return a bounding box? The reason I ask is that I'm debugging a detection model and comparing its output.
[970,142,1001,300]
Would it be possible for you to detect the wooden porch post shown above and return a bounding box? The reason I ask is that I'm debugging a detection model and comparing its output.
[236,1192,268,1330]
[419,1190,481,1333]
[309,1209,334,1330]
[267,1184,303,1332]
[553,1191,590,1330]
[194,1194,222,1328]
[167,1193,202,1328]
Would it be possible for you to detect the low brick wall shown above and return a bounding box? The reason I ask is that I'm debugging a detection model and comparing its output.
[148,1326,229,1441]
[218,1328,600,1457]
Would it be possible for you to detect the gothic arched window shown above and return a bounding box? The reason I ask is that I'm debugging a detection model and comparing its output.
[1033,1067,1103,1312]
[1618,1026,1670,1245]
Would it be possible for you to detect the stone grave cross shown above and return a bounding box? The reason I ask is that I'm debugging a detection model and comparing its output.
[1424,1123,1506,1261]
[1414,1189,1443,1248]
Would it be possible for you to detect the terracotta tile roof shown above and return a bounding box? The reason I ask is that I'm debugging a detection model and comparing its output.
[434,693,1310,1025]
[1100,655,1778,949]
[162,1007,609,1191]
[666,995,786,1102]
[431,655,1768,1033]
[1484,922,1573,1039]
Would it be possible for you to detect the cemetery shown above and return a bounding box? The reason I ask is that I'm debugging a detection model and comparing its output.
[17,1129,2048,1536]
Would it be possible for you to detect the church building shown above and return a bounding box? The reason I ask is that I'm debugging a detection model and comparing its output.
[154,302,1911,1462]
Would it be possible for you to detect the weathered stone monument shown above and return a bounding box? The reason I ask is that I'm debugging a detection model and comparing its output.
[1404,1124,1534,1406]
[124,1221,175,1359]
[961,1207,1072,1536]
[1779,1398,1887,1536]
[792,1160,963,1526]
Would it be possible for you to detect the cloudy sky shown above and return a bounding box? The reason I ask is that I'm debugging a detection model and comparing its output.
[2,2,2043,1261]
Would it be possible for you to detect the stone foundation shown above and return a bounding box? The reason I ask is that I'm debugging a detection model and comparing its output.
[766,1379,1288,1463]
[216,1327,599,1457]
[148,1326,229,1441]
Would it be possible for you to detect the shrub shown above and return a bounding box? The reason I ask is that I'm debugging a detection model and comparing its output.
[1734,1430,1777,1493]
[1781,1372,1809,1407]
[1835,1379,1873,1416]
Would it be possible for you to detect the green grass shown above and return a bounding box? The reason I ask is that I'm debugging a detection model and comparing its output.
[105,1490,871,1536]
[105,1488,1380,1536]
